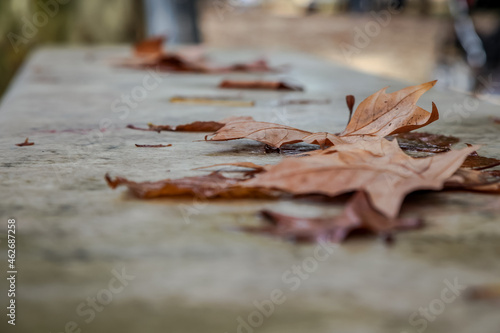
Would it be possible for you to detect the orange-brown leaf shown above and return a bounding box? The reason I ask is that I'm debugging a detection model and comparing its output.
[341,81,439,137]
[105,172,273,199]
[242,141,478,218]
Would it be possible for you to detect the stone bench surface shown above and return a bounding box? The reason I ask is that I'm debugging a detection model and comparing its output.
[0,46,499,333]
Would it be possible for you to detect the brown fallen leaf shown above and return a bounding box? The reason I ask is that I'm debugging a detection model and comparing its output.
[218,80,304,91]
[105,172,274,199]
[244,191,422,243]
[106,140,477,219]
[341,81,439,137]
[127,116,253,133]
[242,141,478,218]
[206,81,439,148]
[135,144,172,148]
[170,96,254,107]
[118,37,276,73]
[15,138,34,146]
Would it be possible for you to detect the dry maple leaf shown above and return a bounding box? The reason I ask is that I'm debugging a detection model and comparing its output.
[341,81,439,137]
[127,116,253,133]
[15,138,34,146]
[206,81,440,149]
[242,141,478,218]
[244,191,422,243]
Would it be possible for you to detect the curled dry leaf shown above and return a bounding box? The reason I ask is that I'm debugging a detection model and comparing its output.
[341,81,439,137]
[218,80,304,91]
[127,116,253,133]
[15,138,34,146]
[245,192,422,243]
[135,144,172,148]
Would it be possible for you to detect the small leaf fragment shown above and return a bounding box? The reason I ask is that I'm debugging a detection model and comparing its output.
[15,138,34,147]
[218,80,304,91]
[135,144,172,148]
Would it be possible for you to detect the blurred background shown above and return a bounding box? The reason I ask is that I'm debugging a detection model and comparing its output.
[1,0,500,102]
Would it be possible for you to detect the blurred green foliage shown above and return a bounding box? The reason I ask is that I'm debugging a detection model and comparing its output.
[0,0,144,99]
